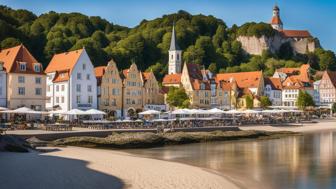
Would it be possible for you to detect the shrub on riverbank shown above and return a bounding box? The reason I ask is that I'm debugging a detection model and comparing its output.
[52,130,296,149]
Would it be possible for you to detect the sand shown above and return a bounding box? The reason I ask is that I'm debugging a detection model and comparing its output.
[0,146,239,189]
[239,120,336,133]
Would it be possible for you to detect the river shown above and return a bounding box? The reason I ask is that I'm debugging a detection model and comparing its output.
[126,130,336,189]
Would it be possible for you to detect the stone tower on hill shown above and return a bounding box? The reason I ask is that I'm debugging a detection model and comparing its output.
[168,24,182,74]
[271,5,283,30]
[237,5,319,55]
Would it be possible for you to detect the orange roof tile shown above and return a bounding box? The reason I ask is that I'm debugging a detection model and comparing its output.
[265,77,282,90]
[122,69,129,78]
[162,74,182,85]
[280,30,311,38]
[45,49,84,73]
[142,72,151,81]
[271,16,283,25]
[94,66,106,78]
[215,71,263,89]
[52,71,70,83]
[0,44,43,74]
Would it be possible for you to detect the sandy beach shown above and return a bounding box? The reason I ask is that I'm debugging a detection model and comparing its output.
[239,119,336,133]
[0,146,239,189]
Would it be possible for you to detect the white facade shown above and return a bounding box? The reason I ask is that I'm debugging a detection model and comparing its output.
[282,88,314,107]
[168,50,182,74]
[313,80,321,106]
[46,50,97,111]
[0,64,6,107]
[264,85,282,106]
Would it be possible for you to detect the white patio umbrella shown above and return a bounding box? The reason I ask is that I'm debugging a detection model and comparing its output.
[171,109,190,115]
[152,118,169,122]
[0,107,8,111]
[225,109,242,114]
[3,107,42,114]
[138,109,161,115]
[262,109,279,114]
[63,109,86,115]
[208,108,225,114]
[243,109,261,114]
[48,109,66,115]
[84,109,107,115]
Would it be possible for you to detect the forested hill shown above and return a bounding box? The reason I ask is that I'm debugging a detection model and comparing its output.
[0,6,335,81]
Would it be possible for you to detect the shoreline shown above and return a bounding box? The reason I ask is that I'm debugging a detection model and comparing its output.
[0,146,240,189]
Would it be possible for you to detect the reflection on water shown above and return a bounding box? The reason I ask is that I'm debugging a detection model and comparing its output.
[127,131,336,189]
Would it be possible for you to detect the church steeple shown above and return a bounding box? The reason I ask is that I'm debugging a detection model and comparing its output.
[168,23,182,74]
[169,24,180,51]
[270,5,283,30]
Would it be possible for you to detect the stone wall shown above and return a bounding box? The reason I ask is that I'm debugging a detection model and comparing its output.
[237,35,318,55]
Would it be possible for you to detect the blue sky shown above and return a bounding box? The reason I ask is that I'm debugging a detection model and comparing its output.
[1,0,335,52]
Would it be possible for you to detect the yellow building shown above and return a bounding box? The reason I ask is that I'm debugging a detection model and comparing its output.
[142,71,164,105]
[0,44,46,110]
[97,60,123,118]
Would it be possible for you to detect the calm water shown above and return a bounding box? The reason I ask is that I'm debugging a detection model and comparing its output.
[126,131,336,189]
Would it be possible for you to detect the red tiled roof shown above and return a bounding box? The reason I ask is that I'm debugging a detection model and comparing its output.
[324,71,336,88]
[45,49,84,74]
[280,30,312,38]
[53,71,70,83]
[191,79,210,90]
[215,71,263,89]
[0,44,44,74]
[122,69,129,78]
[265,77,282,90]
[271,16,283,25]
[94,66,106,78]
[162,73,182,85]
[142,72,151,81]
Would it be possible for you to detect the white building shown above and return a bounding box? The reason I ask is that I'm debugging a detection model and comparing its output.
[168,24,182,74]
[313,80,321,106]
[282,76,314,107]
[264,77,282,106]
[45,48,97,111]
[0,61,6,107]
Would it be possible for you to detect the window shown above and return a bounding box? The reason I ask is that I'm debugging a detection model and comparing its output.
[77,73,82,80]
[87,85,92,92]
[0,87,2,95]
[61,97,64,103]
[76,84,81,92]
[56,85,59,92]
[35,77,41,84]
[111,99,116,106]
[47,85,51,92]
[19,63,26,71]
[34,64,40,72]
[18,87,25,95]
[177,54,179,60]
[86,74,90,80]
[88,96,93,104]
[56,97,59,103]
[18,76,25,83]
[83,64,86,70]
[35,88,42,95]
[61,85,65,91]
[76,95,81,104]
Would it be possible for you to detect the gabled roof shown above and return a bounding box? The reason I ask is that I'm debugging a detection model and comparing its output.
[265,77,282,90]
[215,71,263,89]
[324,71,336,88]
[186,63,203,80]
[45,49,84,73]
[94,66,106,78]
[169,25,181,51]
[0,44,43,74]
[162,73,182,85]
[280,30,311,38]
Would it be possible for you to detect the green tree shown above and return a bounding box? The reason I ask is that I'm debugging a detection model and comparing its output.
[332,103,336,114]
[1,37,20,48]
[260,96,272,109]
[296,90,315,110]
[245,95,254,109]
[166,87,190,108]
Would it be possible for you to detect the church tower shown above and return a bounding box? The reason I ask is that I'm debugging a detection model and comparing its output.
[168,24,182,74]
[270,5,283,30]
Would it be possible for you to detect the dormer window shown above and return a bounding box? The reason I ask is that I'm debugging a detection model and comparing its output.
[60,73,65,78]
[34,63,41,72]
[19,62,26,71]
